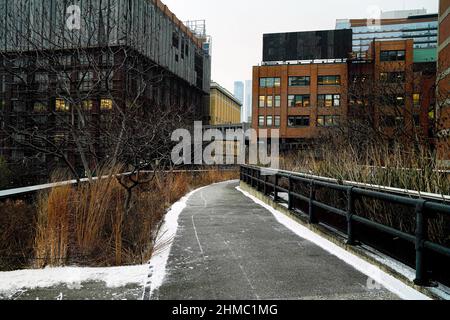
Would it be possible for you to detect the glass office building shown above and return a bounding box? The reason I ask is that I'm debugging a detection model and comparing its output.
[336,13,438,62]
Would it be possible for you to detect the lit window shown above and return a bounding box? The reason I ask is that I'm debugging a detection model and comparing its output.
[55,99,69,112]
[33,102,47,113]
[288,95,310,108]
[259,96,265,108]
[318,76,341,85]
[82,100,93,110]
[100,99,113,110]
[267,96,273,108]
[413,93,420,107]
[266,116,273,127]
[318,94,340,107]
[274,78,281,87]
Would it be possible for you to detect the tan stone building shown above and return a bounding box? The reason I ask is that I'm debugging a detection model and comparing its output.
[209,82,242,125]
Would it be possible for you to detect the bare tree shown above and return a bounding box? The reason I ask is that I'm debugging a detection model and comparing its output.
[0,0,201,187]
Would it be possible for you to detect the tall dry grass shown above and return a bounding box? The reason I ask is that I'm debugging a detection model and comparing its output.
[32,167,238,268]
[280,143,450,245]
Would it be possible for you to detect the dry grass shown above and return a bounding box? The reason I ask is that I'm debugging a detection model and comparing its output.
[0,200,36,270]
[280,143,450,246]
[31,167,238,268]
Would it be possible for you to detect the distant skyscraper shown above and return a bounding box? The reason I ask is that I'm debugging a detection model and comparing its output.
[234,81,244,104]
[244,80,252,123]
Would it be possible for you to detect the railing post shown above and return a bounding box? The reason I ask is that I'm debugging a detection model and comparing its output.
[274,174,279,202]
[346,187,355,245]
[414,200,428,286]
[251,168,255,188]
[309,180,318,224]
[288,175,293,210]
[264,174,267,195]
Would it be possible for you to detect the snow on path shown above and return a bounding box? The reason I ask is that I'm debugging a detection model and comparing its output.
[0,184,213,299]
[236,186,431,301]
[143,184,209,299]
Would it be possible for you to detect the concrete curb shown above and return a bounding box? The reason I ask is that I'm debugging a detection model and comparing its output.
[240,182,447,300]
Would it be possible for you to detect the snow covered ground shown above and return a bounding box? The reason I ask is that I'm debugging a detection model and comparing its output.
[0,185,209,300]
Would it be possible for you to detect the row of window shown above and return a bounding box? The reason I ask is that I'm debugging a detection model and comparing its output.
[257,115,341,128]
[259,94,341,108]
[380,50,406,62]
[257,115,420,128]
[0,98,114,113]
[259,75,341,88]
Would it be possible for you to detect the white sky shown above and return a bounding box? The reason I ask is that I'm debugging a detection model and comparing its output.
[163,0,439,92]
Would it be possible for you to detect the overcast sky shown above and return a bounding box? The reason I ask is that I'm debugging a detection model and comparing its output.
[163,0,439,92]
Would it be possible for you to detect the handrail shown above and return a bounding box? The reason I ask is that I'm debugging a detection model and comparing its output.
[244,165,450,203]
[0,169,237,199]
[240,165,450,287]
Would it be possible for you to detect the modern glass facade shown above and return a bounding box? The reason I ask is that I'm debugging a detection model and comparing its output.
[336,15,438,56]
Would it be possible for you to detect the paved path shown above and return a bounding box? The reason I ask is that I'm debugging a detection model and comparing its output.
[153,181,399,300]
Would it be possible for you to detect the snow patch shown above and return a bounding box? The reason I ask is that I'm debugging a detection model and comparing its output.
[145,185,208,299]
[236,186,431,301]
[0,264,149,297]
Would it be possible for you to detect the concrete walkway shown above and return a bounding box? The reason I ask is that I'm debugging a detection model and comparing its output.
[153,181,399,300]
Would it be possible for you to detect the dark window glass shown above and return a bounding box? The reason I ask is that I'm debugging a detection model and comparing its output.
[288,76,310,86]
[288,116,310,127]
[380,50,406,62]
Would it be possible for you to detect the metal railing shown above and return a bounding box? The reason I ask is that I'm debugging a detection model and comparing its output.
[240,165,450,287]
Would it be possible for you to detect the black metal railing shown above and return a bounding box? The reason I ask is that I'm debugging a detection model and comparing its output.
[240,165,450,287]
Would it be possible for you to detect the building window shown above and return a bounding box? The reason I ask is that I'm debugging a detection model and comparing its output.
[274,116,281,127]
[258,116,265,127]
[380,72,405,83]
[0,74,6,93]
[380,50,406,62]
[318,75,341,86]
[288,116,310,127]
[274,95,281,107]
[172,32,180,48]
[413,115,420,127]
[12,100,26,112]
[266,96,273,108]
[55,99,69,112]
[79,71,94,91]
[266,116,273,127]
[33,102,47,113]
[383,95,405,107]
[413,93,420,107]
[288,95,310,108]
[259,95,265,108]
[35,72,48,91]
[288,76,310,86]
[318,94,340,107]
[82,100,93,111]
[100,99,113,111]
[259,77,281,88]
[381,116,404,127]
[317,115,340,127]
